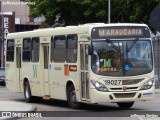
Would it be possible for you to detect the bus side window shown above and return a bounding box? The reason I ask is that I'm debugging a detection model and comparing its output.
[23,38,31,62]
[66,34,77,63]
[85,44,88,70]
[6,39,15,62]
[31,37,40,62]
[50,37,54,62]
[53,35,66,62]
[80,44,84,70]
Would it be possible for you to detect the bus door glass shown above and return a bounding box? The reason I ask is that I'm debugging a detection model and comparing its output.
[80,42,90,99]
[43,44,50,95]
[16,45,21,92]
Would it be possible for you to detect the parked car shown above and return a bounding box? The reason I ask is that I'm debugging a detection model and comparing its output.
[0,68,5,86]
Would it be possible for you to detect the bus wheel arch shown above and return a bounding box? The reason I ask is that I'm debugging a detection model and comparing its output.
[66,81,81,109]
[23,78,33,102]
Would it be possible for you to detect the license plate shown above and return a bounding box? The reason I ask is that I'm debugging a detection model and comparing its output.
[105,80,122,85]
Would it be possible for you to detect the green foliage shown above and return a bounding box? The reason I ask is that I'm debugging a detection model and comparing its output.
[21,0,160,30]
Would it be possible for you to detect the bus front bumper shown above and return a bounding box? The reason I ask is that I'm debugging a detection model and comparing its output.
[89,87,155,103]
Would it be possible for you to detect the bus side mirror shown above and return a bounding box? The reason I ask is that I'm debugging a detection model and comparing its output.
[88,45,94,55]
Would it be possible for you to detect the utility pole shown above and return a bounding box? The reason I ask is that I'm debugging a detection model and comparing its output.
[1,12,4,67]
[108,0,111,23]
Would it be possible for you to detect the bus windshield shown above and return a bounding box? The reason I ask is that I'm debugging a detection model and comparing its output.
[91,40,153,76]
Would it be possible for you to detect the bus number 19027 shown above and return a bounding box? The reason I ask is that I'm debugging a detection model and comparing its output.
[105,80,122,85]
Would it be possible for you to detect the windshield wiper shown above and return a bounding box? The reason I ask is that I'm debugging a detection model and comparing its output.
[106,39,120,52]
[126,38,139,52]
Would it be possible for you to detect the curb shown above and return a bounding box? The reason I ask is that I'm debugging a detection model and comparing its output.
[0,101,37,120]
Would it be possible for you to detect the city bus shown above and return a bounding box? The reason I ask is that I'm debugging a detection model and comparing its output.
[5,23,154,109]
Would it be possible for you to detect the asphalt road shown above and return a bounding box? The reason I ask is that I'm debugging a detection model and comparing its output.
[0,86,160,120]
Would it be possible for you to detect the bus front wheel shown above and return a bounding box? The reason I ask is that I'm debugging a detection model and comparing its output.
[24,81,33,102]
[67,85,81,109]
[117,102,134,109]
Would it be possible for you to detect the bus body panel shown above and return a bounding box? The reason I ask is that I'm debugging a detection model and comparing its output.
[89,86,155,103]
[6,62,17,92]
[21,63,41,96]
[89,71,155,103]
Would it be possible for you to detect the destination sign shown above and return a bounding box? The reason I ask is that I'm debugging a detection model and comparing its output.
[91,26,150,39]
[99,29,142,37]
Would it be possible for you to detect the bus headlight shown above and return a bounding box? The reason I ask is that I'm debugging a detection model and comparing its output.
[140,79,154,90]
[91,80,108,92]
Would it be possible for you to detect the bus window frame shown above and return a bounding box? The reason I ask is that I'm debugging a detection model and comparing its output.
[52,35,66,63]
[31,37,40,62]
[22,37,32,62]
[66,34,78,63]
[6,39,15,62]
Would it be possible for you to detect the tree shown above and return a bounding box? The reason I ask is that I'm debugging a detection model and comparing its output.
[111,0,132,23]
[21,0,160,28]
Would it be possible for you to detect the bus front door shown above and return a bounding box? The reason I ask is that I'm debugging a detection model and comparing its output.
[42,44,50,96]
[15,45,21,93]
[80,43,90,100]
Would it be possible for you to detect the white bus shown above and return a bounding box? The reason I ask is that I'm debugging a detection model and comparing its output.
[6,23,154,109]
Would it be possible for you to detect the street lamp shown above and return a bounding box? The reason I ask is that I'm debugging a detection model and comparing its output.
[108,0,111,23]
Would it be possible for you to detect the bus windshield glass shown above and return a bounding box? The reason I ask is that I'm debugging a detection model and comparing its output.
[91,40,153,76]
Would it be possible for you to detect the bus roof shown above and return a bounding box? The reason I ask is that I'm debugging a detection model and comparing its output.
[7,23,149,39]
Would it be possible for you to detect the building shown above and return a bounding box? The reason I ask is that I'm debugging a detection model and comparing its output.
[0,0,45,31]
[0,0,45,67]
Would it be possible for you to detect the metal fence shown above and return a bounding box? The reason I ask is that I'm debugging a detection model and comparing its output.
[152,36,160,88]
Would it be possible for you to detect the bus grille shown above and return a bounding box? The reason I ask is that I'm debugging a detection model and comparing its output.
[122,79,144,85]
[110,87,138,91]
[114,93,136,98]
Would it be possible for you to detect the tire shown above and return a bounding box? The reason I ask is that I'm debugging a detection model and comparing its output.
[67,85,81,109]
[117,102,134,109]
[24,81,33,102]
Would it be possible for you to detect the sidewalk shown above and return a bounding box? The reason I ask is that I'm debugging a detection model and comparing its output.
[155,89,160,94]
[0,88,159,119]
[0,101,37,119]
